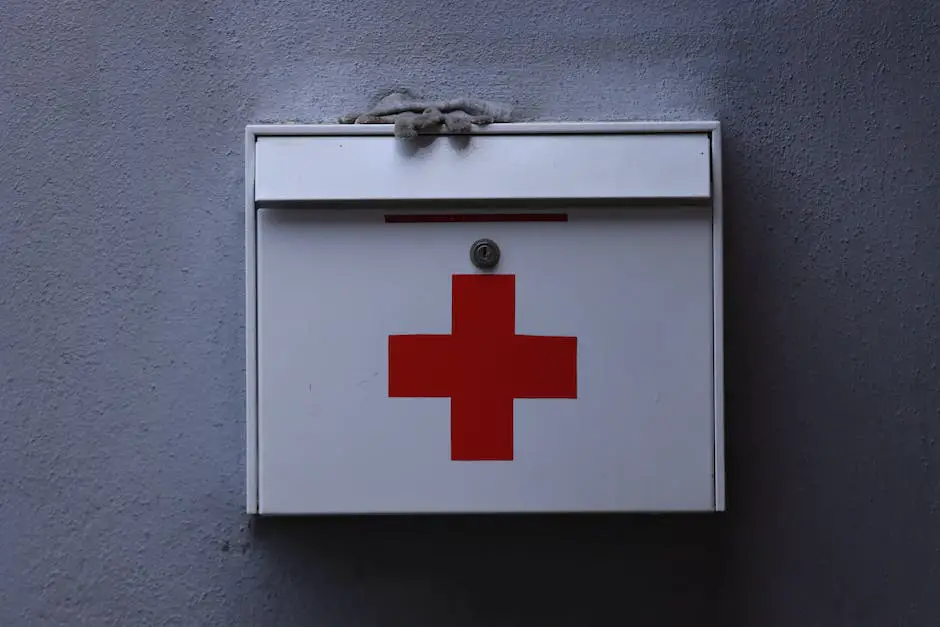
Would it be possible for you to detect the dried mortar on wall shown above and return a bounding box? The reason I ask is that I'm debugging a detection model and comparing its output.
[339,89,514,138]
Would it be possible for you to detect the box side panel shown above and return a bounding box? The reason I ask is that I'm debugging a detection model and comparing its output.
[245,129,259,513]
[710,126,725,512]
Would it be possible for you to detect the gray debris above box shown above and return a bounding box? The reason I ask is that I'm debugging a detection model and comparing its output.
[339,90,513,138]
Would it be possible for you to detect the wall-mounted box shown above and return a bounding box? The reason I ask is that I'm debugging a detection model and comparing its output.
[245,122,724,515]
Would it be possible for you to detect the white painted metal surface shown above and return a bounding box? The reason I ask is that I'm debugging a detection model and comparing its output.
[254,132,711,202]
[244,122,725,514]
[257,207,714,513]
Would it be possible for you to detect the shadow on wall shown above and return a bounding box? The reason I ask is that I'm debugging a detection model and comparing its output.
[248,513,726,625]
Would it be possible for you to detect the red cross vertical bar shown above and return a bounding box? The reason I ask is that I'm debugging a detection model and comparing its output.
[388,274,578,461]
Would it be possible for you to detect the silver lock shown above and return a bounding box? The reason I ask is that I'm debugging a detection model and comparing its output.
[470,238,500,269]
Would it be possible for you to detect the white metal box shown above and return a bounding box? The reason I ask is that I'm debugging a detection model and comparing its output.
[245,122,724,515]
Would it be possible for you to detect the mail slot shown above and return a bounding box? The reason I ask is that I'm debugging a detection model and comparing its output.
[245,122,725,515]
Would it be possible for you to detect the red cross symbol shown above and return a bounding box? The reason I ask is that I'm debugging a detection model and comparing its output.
[388,274,578,461]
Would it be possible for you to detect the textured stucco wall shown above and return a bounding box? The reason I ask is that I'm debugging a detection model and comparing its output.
[1,0,938,625]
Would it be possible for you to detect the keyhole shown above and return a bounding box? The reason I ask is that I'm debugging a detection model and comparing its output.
[470,238,500,269]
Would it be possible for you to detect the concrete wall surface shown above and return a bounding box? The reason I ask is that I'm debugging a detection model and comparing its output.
[1,0,938,624]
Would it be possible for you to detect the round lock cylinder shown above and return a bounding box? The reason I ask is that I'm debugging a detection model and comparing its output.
[470,239,501,269]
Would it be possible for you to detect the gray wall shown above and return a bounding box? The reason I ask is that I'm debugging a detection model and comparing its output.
[1,0,937,624]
